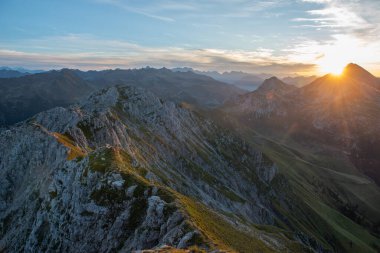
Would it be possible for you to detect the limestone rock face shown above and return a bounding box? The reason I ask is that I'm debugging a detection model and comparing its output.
[0,85,317,252]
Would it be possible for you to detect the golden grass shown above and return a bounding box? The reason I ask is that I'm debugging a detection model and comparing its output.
[52,132,87,160]
[176,195,277,253]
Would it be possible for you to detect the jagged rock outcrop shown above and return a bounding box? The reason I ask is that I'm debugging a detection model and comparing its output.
[0,85,328,252]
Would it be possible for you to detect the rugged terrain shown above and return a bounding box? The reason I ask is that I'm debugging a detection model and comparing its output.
[0,64,379,252]
[0,68,242,127]
[216,63,380,252]
[1,85,314,252]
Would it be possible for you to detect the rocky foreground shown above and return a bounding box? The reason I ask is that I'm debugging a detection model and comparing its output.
[1,83,378,252]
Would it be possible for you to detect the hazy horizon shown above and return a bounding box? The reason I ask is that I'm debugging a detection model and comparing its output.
[1,0,379,76]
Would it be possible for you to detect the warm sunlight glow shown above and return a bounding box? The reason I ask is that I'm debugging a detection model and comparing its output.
[315,35,377,76]
[319,58,345,75]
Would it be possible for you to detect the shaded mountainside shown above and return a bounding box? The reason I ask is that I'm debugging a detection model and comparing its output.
[172,68,264,91]
[222,64,380,164]
[282,75,317,87]
[1,85,316,252]
[223,77,297,117]
[0,67,45,78]
[216,64,380,252]
[0,69,30,78]
[74,67,244,107]
[0,68,243,127]
[0,69,93,126]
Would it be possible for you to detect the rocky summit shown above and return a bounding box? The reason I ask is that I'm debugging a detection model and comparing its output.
[0,85,310,252]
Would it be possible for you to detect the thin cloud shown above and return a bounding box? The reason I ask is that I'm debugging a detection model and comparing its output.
[95,0,175,22]
[95,0,287,21]
[0,34,316,75]
[296,0,380,38]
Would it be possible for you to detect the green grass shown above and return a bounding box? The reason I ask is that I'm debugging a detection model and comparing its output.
[253,135,380,252]
[90,186,126,206]
[177,195,278,253]
[88,148,115,173]
[206,112,380,252]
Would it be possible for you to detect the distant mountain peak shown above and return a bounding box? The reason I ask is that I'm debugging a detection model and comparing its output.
[257,76,289,93]
[342,63,375,80]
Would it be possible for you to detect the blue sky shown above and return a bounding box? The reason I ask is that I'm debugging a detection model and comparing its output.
[0,0,379,75]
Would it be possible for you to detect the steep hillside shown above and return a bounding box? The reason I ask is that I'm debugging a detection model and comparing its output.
[0,69,93,126]
[217,63,380,252]
[172,68,264,91]
[75,67,244,107]
[223,77,296,117]
[1,65,379,252]
[0,85,315,252]
[282,76,317,87]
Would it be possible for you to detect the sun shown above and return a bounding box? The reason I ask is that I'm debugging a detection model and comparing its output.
[318,57,346,76]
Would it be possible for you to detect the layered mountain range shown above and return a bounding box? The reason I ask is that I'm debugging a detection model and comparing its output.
[222,63,380,185]
[172,67,317,90]
[0,68,243,127]
[0,63,379,252]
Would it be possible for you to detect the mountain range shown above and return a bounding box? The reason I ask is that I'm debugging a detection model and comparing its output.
[172,67,317,90]
[0,63,379,252]
[222,63,380,185]
[0,68,243,127]
[0,67,45,78]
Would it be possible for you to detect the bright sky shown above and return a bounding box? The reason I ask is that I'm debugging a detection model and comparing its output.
[0,0,379,75]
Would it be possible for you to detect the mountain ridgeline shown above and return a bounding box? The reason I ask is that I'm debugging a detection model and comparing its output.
[0,68,243,127]
[222,63,380,185]
[0,63,379,252]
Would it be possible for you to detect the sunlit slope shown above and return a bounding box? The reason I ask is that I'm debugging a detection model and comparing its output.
[215,64,380,252]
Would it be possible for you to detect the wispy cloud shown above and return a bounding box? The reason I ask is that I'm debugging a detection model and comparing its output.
[1,1,379,75]
[95,0,287,21]
[0,34,316,75]
[95,0,176,22]
[297,0,380,38]
[283,34,380,74]
[288,0,380,74]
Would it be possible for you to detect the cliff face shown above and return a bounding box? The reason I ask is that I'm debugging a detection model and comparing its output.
[0,85,307,252]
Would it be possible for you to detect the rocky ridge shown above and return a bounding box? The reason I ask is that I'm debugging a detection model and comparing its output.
[0,85,314,252]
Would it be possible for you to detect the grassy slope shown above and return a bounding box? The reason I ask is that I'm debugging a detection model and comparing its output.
[51,103,380,252]
[248,130,380,253]
[178,195,276,253]
[94,148,303,253]
[52,127,308,253]
[204,111,380,252]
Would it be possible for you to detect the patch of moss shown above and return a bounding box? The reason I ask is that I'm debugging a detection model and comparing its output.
[36,220,50,244]
[218,186,245,203]
[49,191,57,199]
[157,188,176,203]
[163,202,178,217]
[89,148,114,173]
[126,198,148,230]
[132,184,146,198]
[80,210,94,216]
[77,121,94,140]
[181,157,217,185]
[90,186,126,206]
